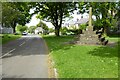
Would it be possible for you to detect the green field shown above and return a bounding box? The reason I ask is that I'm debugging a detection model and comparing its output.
[43,35,119,78]
[0,34,21,44]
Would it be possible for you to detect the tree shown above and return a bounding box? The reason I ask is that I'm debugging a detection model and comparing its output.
[49,28,54,33]
[2,2,31,33]
[36,21,48,31]
[78,2,118,35]
[115,1,120,20]
[16,24,27,33]
[28,26,36,33]
[31,2,77,36]
[79,24,87,30]
[60,27,68,35]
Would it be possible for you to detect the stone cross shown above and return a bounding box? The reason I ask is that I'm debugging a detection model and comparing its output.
[86,7,93,31]
[89,7,92,27]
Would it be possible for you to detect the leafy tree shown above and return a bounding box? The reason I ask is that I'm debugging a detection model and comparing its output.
[16,24,27,33]
[36,21,48,31]
[93,19,103,30]
[49,28,54,33]
[2,2,31,33]
[60,27,68,35]
[31,2,77,36]
[28,26,36,33]
[116,2,120,20]
[79,24,87,30]
[78,2,119,35]
[16,25,22,33]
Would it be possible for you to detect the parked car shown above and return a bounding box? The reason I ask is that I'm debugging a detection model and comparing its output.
[22,32,27,35]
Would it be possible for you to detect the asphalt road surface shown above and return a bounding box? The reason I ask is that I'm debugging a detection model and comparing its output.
[1,34,49,78]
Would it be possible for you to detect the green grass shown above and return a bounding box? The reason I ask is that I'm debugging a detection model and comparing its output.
[43,35,119,78]
[106,36,120,42]
[0,34,21,44]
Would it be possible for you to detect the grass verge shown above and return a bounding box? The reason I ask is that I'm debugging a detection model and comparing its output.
[43,35,119,78]
[0,34,21,44]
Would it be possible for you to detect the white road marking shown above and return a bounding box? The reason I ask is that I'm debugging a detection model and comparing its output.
[19,42,25,46]
[1,37,29,58]
[0,48,16,58]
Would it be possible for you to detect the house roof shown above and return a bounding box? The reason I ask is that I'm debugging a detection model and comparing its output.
[76,18,89,24]
[65,18,89,26]
[68,20,76,25]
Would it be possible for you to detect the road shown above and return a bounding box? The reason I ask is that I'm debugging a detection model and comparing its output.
[1,34,49,78]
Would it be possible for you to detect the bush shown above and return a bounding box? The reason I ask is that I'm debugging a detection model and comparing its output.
[49,28,54,33]
[28,26,36,33]
[14,33,20,35]
[68,29,82,35]
[93,18,116,30]
[60,27,68,35]
[79,24,87,30]
[16,25,28,33]
[37,21,49,31]
[93,19,103,30]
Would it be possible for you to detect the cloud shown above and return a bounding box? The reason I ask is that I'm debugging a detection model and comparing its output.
[26,14,54,28]
[26,14,40,27]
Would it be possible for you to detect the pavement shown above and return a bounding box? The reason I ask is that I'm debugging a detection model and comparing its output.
[0,34,49,78]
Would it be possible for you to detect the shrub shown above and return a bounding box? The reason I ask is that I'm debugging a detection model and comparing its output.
[68,29,82,35]
[60,27,68,35]
[79,24,87,30]
[16,25,28,33]
[28,26,36,33]
[49,28,54,33]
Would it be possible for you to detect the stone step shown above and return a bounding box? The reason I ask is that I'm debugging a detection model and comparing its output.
[76,27,108,45]
[77,29,101,45]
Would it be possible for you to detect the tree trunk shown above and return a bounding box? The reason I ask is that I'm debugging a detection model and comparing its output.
[13,27,16,33]
[12,21,16,33]
[55,26,60,36]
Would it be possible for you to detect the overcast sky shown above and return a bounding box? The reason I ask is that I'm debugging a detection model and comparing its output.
[26,14,55,28]
[26,9,55,28]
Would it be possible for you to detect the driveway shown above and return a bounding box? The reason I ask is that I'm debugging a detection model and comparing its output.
[1,34,49,78]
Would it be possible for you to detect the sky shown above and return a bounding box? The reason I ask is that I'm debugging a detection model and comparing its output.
[26,14,55,28]
[25,9,91,28]
[26,9,55,28]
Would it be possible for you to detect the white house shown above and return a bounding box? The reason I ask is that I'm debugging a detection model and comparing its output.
[0,24,13,34]
[64,18,89,30]
[76,18,89,24]
[34,27,44,34]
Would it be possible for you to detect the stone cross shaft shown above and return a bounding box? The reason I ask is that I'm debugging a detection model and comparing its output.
[89,7,92,26]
